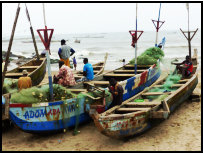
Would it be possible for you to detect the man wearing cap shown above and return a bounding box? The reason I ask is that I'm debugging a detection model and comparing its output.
[18,70,32,91]
[58,39,75,67]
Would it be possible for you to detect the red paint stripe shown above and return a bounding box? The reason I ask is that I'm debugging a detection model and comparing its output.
[9,103,32,108]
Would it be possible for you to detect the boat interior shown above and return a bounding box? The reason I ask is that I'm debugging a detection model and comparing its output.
[5,58,46,79]
[99,53,198,116]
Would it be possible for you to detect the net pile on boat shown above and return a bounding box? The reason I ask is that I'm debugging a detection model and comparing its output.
[146,72,181,101]
[129,47,164,65]
[3,78,18,94]
[10,84,77,104]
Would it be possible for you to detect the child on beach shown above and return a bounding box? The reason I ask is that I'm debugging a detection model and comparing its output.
[73,56,77,70]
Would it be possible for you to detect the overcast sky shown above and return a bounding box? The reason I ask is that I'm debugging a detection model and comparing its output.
[2,2,201,37]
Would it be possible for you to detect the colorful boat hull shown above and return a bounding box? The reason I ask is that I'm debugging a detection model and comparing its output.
[93,59,198,138]
[9,63,161,133]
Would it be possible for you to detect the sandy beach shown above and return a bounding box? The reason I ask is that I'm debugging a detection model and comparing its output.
[2,70,201,151]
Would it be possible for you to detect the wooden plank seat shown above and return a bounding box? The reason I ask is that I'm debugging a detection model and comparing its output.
[142,92,172,96]
[179,79,189,83]
[19,66,39,69]
[93,66,103,68]
[154,84,183,88]
[5,73,24,77]
[116,107,150,112]
[125,102,161,106]
[86,81,109,85]
[114,69,146,73]
[124,64,153,68]
[103,73,135,77]
[67,89,87,93]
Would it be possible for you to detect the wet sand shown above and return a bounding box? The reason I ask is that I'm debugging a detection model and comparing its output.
[2,71,201,151]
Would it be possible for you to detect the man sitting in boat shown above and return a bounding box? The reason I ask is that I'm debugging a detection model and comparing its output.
[18,70,32,91]
[108,78,124,109]
[58,39,76,67]
[53,61,76,87]
[77,58,94,82]
[173,55,193,79]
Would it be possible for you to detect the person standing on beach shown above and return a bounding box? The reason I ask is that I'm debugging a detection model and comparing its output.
[58,39,75,67]
[77,58,94,82]
[108,78,124,109]
[73,56,77,70]
[18,70,32,91]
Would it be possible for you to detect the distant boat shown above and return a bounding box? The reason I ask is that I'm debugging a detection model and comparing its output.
[74,39,80,43]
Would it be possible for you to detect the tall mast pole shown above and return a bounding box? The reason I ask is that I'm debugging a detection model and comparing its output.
[2,4,21,94]
[152,3,165,47]
[129,3,143,74]
[134,3,138,74]
[180,3,198,58]
[25,3,40,60]
[37,3,54,101]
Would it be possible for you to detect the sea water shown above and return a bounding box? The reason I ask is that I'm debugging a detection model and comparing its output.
[2,30,201,71]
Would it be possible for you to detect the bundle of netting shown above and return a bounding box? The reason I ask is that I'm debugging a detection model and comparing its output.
[146,73,181,100]
[10,84,77,104]
[77,89,112,106]
[129,47,164,65]
[3,78,18,94]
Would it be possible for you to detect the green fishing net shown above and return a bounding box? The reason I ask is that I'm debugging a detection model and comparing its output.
[129,47,164,65]
[3,78,18,94]
[10,84,77,104]
[146,73,181,100]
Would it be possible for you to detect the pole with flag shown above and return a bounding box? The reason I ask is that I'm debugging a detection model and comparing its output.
[129,3,144,74]
[152,3,165,47]
[37,3,54,101]
[180,3,198,58]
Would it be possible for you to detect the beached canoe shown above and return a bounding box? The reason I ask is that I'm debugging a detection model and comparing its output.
[7,54,161,133]
[92,49,198,139]
[73,53,108,78]
[5,57,47,86]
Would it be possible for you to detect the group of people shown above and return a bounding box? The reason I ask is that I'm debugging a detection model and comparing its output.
[7,39,194,111]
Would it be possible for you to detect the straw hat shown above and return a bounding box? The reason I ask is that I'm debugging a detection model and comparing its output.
[22,70,28,75]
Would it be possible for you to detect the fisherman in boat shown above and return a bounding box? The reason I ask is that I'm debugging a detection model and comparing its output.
[53,61,76,87]
[77,58,94,82]
[108,78,124,109]
[173,55,193,79]
[18,70,32,91]
[58,39,75,67]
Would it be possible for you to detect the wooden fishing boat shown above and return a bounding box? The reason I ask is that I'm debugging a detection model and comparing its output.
[73,53,108,78]
[92,49,198,139]
[7,38,165,133]
[7,54,161,133]
[5,57,47,86]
